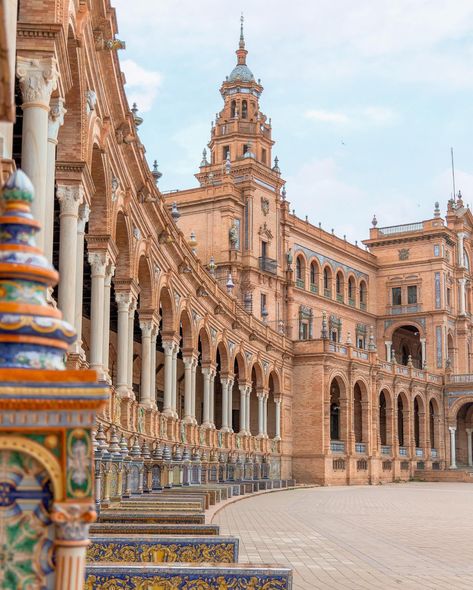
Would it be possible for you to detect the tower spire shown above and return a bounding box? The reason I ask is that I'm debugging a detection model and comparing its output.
[239,13,245,49]
[236,14,248,65]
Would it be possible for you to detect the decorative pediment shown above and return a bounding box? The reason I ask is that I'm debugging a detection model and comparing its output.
[258,222,273,242]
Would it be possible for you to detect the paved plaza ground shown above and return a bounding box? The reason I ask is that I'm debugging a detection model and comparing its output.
[213,483,473,589]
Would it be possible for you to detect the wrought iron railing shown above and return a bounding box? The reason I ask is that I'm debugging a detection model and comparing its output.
[330,441,345,453]
[259,256,277,275]
[378,222,423,236]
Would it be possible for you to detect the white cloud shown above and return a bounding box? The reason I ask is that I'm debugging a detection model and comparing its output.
[120,59,163,112]
[305,106,398,127]
[305,109,350,124]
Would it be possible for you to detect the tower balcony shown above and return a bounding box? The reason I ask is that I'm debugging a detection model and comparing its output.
[259,256,277,275]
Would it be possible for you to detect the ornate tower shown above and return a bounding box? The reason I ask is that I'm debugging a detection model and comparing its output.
[199,16,274,171]
[167,18,286,327]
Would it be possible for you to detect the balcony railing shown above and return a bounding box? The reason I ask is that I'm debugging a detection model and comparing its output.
[431,448,438,458]
[349,298,355,307]
[330,441,345,453]
[324,288,332,298]
[378,222,423,236]
[310,283,318,294]
[447,374,473,384]
[336,293,344,303]
[381,445,392,455]
[399,446,408,456]
[259,256,277,275]
[329,343,348,355]
[360,302,367,311]
[296,278,305,289]
[389,304,421,315]
[355,442,366,454]
[415,448,423,457]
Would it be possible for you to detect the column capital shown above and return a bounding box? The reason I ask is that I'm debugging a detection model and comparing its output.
[162,339,177,355]
[48,97,67,142]
[78,202,90,232]
[16,55,59,108]
[274,394,283,404]
[50,502,96,542]
[115,291,133,312]
[466,428,473,434]
[449,425,457,433]
[257,388,269,400]
[88,250,109,276]
[104,263,115,287]
[139,319,154,337]
[57,184,84,215]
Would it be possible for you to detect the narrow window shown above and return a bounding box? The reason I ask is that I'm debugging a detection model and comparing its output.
[407,285,417,304]
[261,240,267,259]
[261,148,267,164]
[243,144,248,155]
[231,100,236,118]
[242,100,248,119]
[222,145,230,160]
[392,287,402,306]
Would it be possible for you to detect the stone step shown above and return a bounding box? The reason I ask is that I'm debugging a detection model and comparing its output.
[133,490,214,508]
[90,523,220,536]
[87,535,238,564]
[98,511,206,525]
[85,563,292,589]
[415,469,473,483]
[111,499,205,512]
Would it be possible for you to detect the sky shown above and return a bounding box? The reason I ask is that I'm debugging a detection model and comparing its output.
[113,0,473,243]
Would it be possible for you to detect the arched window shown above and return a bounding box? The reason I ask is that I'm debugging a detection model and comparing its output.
[296,256,305,288]
[397,396,404,447]
[429,400,435,449]
[242,100,248,119]
[231,100,236,118]
[330,380,341,441]
[323,267,332,298]
[359,280,367,309]
[348,276,355,305]
[379,391,387,446]
[310,262,319,293]
[354,383,363,443]
[336,272,344,303]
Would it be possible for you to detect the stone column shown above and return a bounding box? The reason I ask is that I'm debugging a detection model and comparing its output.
[220,377,230,431]
[209,369,216,427]
[45,97,66,262]
[228,378,234,432]
[139,319,154,408]
[57,185,83,326]
[459,278,466,316]
[274,395,282,440]
[201,367,212,427]
[183,356,194,423]
[385,341,392,362]
[467,428,473,467]
[449,426,457,469]
[72,203,89,356]
[51,503,95,590]
[102,263,115,381]
[171,344,178,417]
[263,393,268,436]
[239,384,247,434]
[88,251,108,380]
[127,297,137,395]
[257,390,265,437]
[150,326,158,406]
[16,56,59,250]
[115,292,131,397]
[162,340,174,416]
[420,338,426,368]
[246,386,252,435]
[191,357,198,423]
[458,232,465,267]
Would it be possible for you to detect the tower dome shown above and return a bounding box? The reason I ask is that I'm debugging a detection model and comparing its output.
[227,15,255,84]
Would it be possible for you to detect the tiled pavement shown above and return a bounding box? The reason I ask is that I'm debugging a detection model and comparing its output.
[213,483,473,589]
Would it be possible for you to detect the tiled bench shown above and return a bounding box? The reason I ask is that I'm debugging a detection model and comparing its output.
[88,535,238,563]
[98,511,206,525]
[85,563,292,589]
[90,523,220,536]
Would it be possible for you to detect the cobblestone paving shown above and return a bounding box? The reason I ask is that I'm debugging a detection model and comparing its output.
[214,483,473,589]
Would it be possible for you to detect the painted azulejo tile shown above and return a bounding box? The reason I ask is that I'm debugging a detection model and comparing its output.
[87,536,238,563]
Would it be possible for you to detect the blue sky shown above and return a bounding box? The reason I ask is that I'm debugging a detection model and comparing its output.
[113,0,473,243]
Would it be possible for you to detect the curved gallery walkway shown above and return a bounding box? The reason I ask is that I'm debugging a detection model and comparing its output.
[213,483,473,589]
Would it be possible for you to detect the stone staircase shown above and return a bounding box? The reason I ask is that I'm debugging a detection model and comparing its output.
[414,465,473,482]
[86,480,294,588]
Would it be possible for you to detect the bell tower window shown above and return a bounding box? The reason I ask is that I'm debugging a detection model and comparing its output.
[243,144,248,155]
[242,100,248,119]
[261,148,267,164]
[231,100,236,118]
[223,146,230,161]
